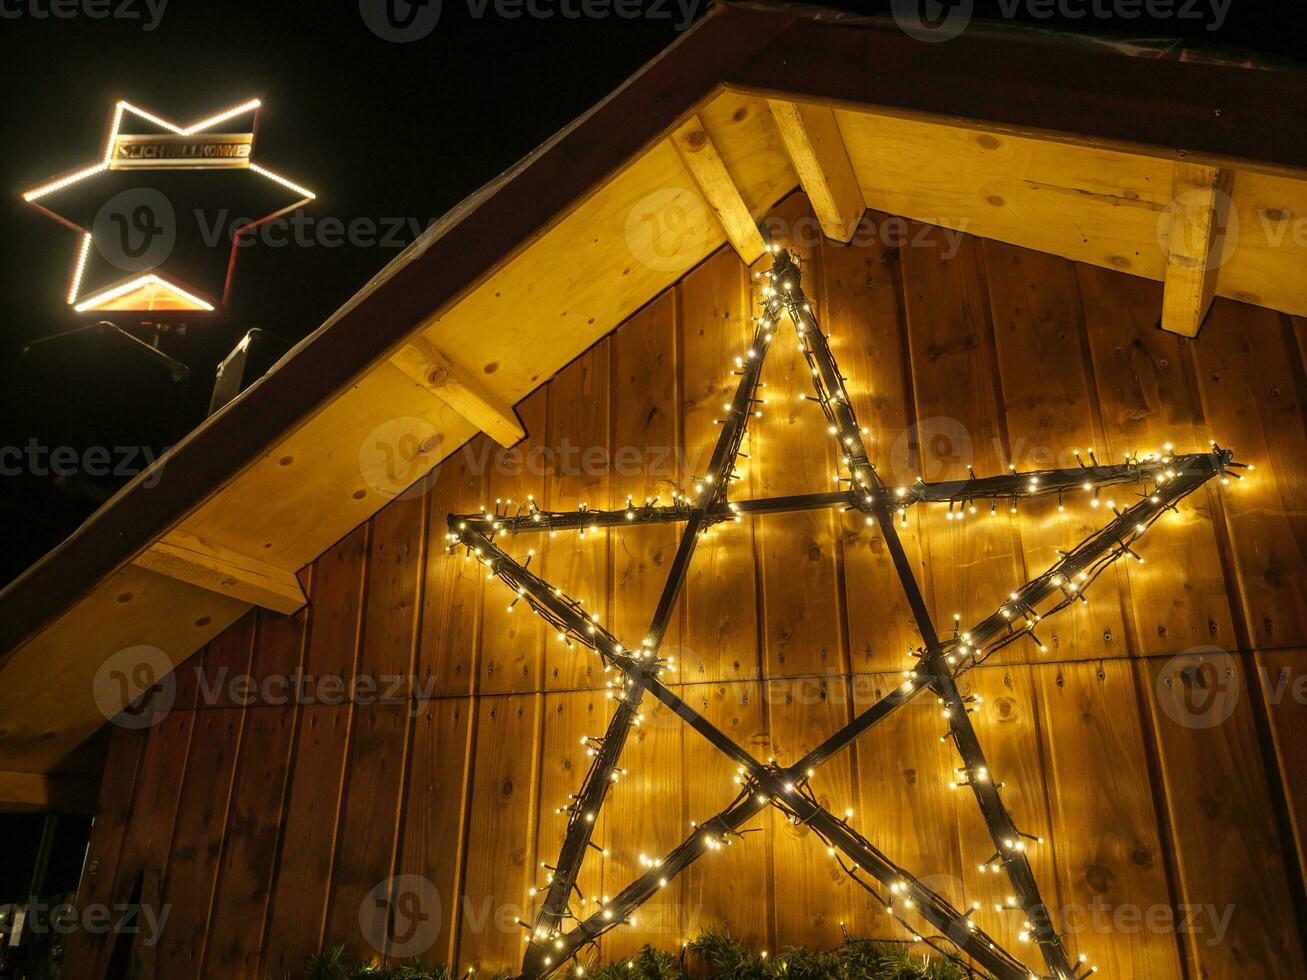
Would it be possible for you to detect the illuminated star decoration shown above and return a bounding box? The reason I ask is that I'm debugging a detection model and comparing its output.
[22,98,314,313]
[449,248,1247,980]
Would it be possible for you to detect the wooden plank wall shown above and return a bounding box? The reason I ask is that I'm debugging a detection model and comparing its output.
[65,196,1307,980]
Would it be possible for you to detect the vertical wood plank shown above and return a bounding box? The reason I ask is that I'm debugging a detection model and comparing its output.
[481,392,548,694]
[543,343,612,692]
[1256,648,1307,895]
[601,293,689,958]
[356,492,427,685]
[202,706,297,978]
[60,726,147,980]
[899,226,1027,665]
[392,696,475,965]
[1188,301,1307,649]
[678,247,761,685]
[260,529,367,976]
[323,702,412,954]
[852,672,964,940]
[457,693,542,973]
[302,524,370,679]
[603,691,684,959]
[1144,652,1305,977]
[954,665,1060,957]
[195,610,257,709]
[324,495,426,952]
[756,194,845,680]
[610,290,680,660]
[90,665,200,978]
[419,438,486,698]
[680,679,771,946]
[824,213,924,674]
[250,587,311,683]
[985,242,1129,664]
[1077,264,1235,655]
[1036,659,1183,977]
[535,691,613,957]
[767,676,862,947]
[202,603,307,978]
[155,703,246,978]
[259,704,352,978]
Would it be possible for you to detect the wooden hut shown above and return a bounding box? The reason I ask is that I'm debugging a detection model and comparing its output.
[3,5,1306,978]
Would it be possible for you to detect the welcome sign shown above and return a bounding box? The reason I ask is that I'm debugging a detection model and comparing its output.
[108,132,253,169]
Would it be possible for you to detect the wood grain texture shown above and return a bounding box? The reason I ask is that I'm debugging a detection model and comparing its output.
[457,694,542,972]
[1142,652,1306,976]
[543,342,611,692]
[900,225,1027,665]
[825,214,924,674]
[1078,264,1237,656]
[1256,648,1307,896]
[1189,301,1307,649]
[155,705,245,978]
[68,208,1307,979]
[852,672,964,937]
[767,676,861,947]
[985,242,1130,664]
[202,706,297,978]
[392,695,474,965]
[953,665,1059,955]
[680,679,771,946]
[678,249,761,686]
[601,690,683,961]
[1036,660,1184,978]
[756,195,844,680]
[418,442,485,697]
[480,393,548,695]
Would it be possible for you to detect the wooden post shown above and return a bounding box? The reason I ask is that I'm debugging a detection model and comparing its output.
[1160,163,1235,337]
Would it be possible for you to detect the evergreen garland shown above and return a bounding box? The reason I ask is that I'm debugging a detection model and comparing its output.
[284,931,976,980]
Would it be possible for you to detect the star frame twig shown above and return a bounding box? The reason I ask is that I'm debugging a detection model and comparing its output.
[448,248,1242,980]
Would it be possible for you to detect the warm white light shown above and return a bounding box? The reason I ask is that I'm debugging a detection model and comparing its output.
[250,163,316,199]
[67,233,92,304]
[73,274,215,313]
[23,162,109,202]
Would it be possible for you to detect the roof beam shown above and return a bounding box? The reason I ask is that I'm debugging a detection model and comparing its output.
[132,531,306,615]
[767,99,864,242]
[0,770,99,813]
[1160,163,1235,337]
[671,114,767,263]
[391,334,525,447]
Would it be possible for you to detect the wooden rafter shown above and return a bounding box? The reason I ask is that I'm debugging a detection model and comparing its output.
[391,334,525,448]
[767,99,864,242]
[1160,163,1235,337]
[671,114,767,263]
[132,531,306,615]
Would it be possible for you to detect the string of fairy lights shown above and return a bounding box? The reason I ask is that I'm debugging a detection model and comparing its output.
[446,247,1246,980]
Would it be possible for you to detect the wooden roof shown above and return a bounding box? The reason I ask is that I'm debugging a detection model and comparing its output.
[4,0,1307,783]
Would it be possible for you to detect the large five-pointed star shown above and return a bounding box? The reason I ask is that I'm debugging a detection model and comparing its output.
[449,247,1240,980]
[23,98,314,313]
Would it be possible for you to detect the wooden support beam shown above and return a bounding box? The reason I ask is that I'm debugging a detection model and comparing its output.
[1160,163,1235,337]
[132,531,307,615]
[767,99,865,242]
[0,770,99,813]
[391,334,526,447]
[671,114,767,264]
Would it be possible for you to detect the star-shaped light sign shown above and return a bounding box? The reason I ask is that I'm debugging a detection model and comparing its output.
[23,98,314,314]
[449,248,1246,980]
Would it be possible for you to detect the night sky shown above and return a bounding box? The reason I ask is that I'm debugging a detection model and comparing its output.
[0,0,1302,586]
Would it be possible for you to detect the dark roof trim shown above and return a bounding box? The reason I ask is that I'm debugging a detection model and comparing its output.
[3,1,1305,660]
